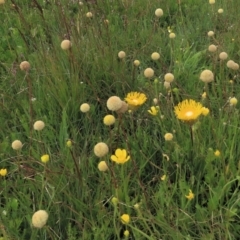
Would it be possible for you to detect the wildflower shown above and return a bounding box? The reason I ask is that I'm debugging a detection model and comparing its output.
[232,63,239,70]
[107,96,123,111]
[155,8,163,17]
[94,142,109,158]
[133,203,140,209]
[148,106,159,116]
[201,107,210,116]
[125,92,147,110]
[111,149,130,164]
[60,40,71,50]
[153,98,158,105]
[209,0,215,4]
[124,230,130,238]
[169,33,176,39]
[41,154,49,163]
[104,19,109,25]
[229,97,238,106]
[111,197,119,206]
[33,120,45,131]
[199,70,214,83]
[19,61,30,71]
[174,99,203,124]
[208,44,217,52]
[144,68,154,78]
[118,51,126,59]
[103,115,116,126]
[161,174,166,181]
[116,101,128,114]
[218,8,223,13]
[151,52,160,60]
[219,52,228,60]
[66,140,72,147]
[80,103,90,113]
[133,60,140,66]
[11,140,23,150]
[98,161,108,172]
[227,60,235,69]
[0,169,7,177]
[0,0,5,4]
[86,12,93,18]
[164,133,173,141]
[207,31,214,37]
[32,210,48,228]
[164,81,171,89]
[214,150,221,157]
[121,214,130,224]
[164,73,174,83]
[185,190,194,200]
[202,92,207,99]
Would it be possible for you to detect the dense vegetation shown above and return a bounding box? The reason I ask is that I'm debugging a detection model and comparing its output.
[0,0,240,239]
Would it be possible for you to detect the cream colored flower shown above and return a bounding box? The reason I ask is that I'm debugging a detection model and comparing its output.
[199,70,214,83]
[116,101,128,114]
[118,51,126,59]
[94,142,109,158]
[80,103,90,113]
[164,133,173,141]
[209,0,215,4]
[133,60,140,66]
[33,120,45,131]
[169,33,176,39]
[207,31,214,37]
[218,8,223,14]
[107,96,122,111]
[151,52,160,60]
[11,140,23,150]
[144,68,154,78]
[164,73,174,83]
[20,61,30,71]
[155,8,163,17]
[32,210,48,228]
[219,52,228,60]
[61,40,71,50]
[98,161,108,172]
[86,12,93,18]
[208,44,217,52]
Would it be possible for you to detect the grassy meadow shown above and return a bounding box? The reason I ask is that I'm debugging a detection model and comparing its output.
[1,0,240,239]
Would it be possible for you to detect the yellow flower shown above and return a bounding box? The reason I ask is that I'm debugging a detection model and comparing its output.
[124,230,130,237]
[98,161,108,172]
[174,99,203,124]
[161,174,166,181]
[164,133,173,141]
[0,169,7,177]
[214,150,221,157]
[121,214,130,224]
[41,154,49,163]
[148,106,159,116]
[103,114,116,126]
[111,149,130,164]
[125,92,147,110]
[111,197,119,206]
[32,210,49,228]
[185,189,194,200]
[201,107,210,116]
[66,140,72,147]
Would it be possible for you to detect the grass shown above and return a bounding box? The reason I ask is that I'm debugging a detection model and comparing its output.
[1,0,240,239]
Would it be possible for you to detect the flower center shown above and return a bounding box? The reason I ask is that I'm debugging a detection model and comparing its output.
[132,99,139,104]
[185,111,193,117]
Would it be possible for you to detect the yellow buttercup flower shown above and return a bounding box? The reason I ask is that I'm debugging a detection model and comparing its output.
[185,189,194,200]
[111,149,130,164]
[174,99,203,124]
[121,214,130,224]
[41,154,49,163]
[148,106,159,116]
[0,169,7,177]
[125,92,147,110]
[214,150,221,157]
